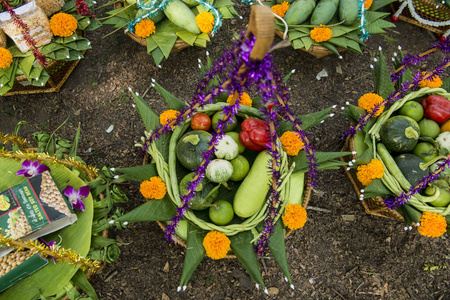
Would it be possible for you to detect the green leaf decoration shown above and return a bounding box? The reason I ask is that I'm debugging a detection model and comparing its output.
[69,124,81,158]
[115,197,175,222]
[298,107,333,130]
[341,104,366,123]
[214,0,234,6]
[393,51,413,85]
[364,11,391,23]
[194,38,207,48]
[151,47,165,65]
[179,223,206,287]
[146,36,159,53]
[176,31,197,46]
[346,39,362,54]
[0,158,93,299]
[372,50,395,99]
[327,37,347,49]
[366,19,395,35]
[370,0,396,11]
[90,236,118,249]
[131,92,160,131]
[19,55,35,77]
[293,151,352,172]
[218,6,233,18]
[153,81,186,110]
[116,164,158,182]
[363,178,393,198]
[71,270,99,300]
[30,70,50,87]
[287,30,308,41]
[102,16,129,28]
[152,33,178,59]
[229,231,265,289]
[84,18,102,31]
[320,42,341,56]
[442,76,450,92]
[292,38,305,50]
[268,221,292,285]
[300,36,313,50]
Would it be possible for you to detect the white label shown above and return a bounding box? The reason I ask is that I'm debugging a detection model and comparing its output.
[11,26,51,52]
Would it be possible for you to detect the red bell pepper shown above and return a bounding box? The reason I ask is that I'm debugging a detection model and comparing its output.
[421,95,450,124]
[239,118,270,151]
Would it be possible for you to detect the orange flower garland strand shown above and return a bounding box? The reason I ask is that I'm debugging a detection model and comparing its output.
[135,19,156,38]
[418,72,443,88]
[0,47,13,69]
[202,231,231,260]
[310,25,332,43]
[49,13,78,37]
[417,212,447,238]
[196,12,215,34]
[356,159,385,186]
[271,1,290,18]
[282,203,307,230]
[280,131,304,156]
[358,93,385,117]
[140,176,167,200]
[159,109,180,128]
[226,92,252,106]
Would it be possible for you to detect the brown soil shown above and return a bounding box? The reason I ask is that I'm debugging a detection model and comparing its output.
[1,4,449,300]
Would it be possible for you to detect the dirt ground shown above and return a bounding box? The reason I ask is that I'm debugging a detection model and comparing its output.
[1,3,450,299]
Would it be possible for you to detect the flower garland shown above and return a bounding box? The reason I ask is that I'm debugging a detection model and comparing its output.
[75,0,94,17]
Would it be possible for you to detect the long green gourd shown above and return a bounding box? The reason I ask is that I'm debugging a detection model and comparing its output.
[339,0,359,25]
[283,0,316,25]
[164,0,201,34]
[310,0,339,26]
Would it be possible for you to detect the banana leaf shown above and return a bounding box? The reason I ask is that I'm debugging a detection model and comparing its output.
[115,196,176,223]
[152,33,178,59]
[153,81,186,110]
[179,223,206,287]
[71,269,98,300]
[293,151,352,173]
[372,50,396,99]
[268,221,292,286]
[116,164,158,182]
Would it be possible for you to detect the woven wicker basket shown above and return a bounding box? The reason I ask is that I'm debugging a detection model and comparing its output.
[390,0,450,36]
[275,30,347,59]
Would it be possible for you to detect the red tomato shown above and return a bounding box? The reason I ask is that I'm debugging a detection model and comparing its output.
[191,113,211,131]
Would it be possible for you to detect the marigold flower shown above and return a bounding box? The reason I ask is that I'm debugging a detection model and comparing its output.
[358,92,385,117]
[310,25,332,43]
[271,1,290,18]
[160,109,180,128]
[0,47,13,69]
[50,13,78,37]
[418,72,443,89]
[356,159,385,186]
[196,12,215,34]
[140,176,167,200]
[282,203,307,230]
[364,0,373,9]
[203,231,231,259]
[280,131,304,156]
[226,92,252,107]
[417,211,447,238]
[135,19,156,38]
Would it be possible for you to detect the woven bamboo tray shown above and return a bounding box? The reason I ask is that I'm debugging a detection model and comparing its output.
[340,136,404,222]
[275,30,347,59]
[390,0,450,36]
[114,2,191,53]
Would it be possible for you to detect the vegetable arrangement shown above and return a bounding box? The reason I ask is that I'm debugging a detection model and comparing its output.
[266,0,396,56]
[343,45,450,237]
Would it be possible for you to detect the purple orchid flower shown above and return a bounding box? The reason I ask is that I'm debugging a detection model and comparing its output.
[62,185,90,211]
[39,237,57,261]
[16,160,50,178]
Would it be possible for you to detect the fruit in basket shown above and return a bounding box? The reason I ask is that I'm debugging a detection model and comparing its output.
[284,0,316,25]
[214,135,239,160]
[226,132,245,154]
[179,172,218,210]
[339,0,359,25]
[234,150,272,218]
[435,132,450,153]
[209,200,234,225]
[394,153,429,186]
[176,130,212,170]
[399,101,424,122]
[413,142,438,163]
[206,159,233,183]
[419,118,441,139]
[230,155,250,181]
[441,120,450,133]
[191,113,211,131]
[380,116,420,153]
[421,95,450,124]
[427,188,450,207]
[239,118,270,151]
[211,111,238,133]
[163,0,201,34]
[310,0,339,26]
[136,9,165,24]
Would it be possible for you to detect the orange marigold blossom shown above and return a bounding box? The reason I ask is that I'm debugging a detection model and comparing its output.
[280,131,304,156]
[160,109,180,128]
[282,203,307,230]
[364,0,373,9]
[226,92,252,106]
[417,212,447,238]
[271,1,290,18]
[310,25,332,43]
[50,13,78,37]
[0,47,13,69]
[135,19,156,38]
[202,231,230,260]
[356,159,385,186]
[418,71,443,89]
[358,93,384,117]
[196,12,215,34]
[140,176,167,200]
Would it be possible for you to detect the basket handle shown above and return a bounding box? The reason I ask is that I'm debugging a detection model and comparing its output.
[245,5,275,61]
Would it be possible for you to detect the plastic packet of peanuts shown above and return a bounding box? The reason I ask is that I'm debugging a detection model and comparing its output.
[24,0,64,17]
[0,29,6,48]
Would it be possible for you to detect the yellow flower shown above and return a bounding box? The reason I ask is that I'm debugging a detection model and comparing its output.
[280,131,304,156]
[0,47,13,69]
[418,71,443,89]
[356,159,385,186]
[49,13,78,37]
[160,109,180,128]
[310,25,332,43]
[226,92,252,107]
[418,211,447,238]
[140,176,167,200]
[282,203,307,230]
[364,0,373,9]
[358,93,384,117]
[203,231,230,259]
[271,1,290,18]
[196,12,215,34]
[135,19,156,38]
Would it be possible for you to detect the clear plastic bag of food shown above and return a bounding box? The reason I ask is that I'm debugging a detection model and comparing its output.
[0,1,53,53]
[0,29,6,48]
[24,0,64,17]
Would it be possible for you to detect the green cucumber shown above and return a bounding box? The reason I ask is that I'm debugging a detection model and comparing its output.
[283,0,315,25]
[310,0,339,26]
[339,0,359,25]
[287,172,305,205]
[164,0,201,34]
[233,150,272,218]
[136,9,165,25]
[377,143,412,190]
